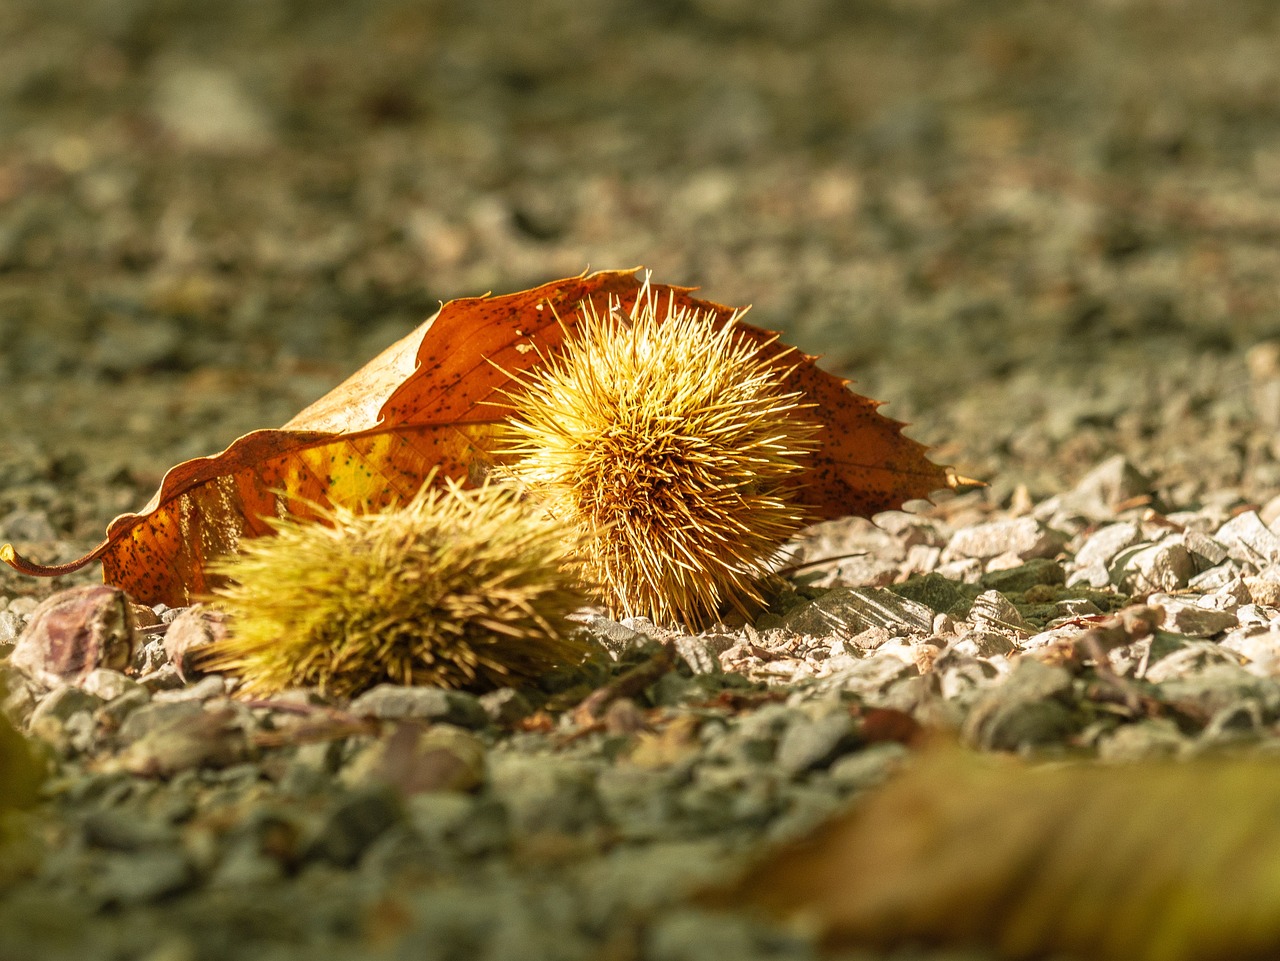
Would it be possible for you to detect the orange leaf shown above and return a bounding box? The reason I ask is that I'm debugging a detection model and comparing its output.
[2,269,948,607]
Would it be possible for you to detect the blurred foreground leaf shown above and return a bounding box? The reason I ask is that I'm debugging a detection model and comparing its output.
[0,689,45,889]
[0,702,41,812]
[720,749,1280,961]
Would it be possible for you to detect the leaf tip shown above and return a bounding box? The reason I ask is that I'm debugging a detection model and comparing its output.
[947,470,986,491]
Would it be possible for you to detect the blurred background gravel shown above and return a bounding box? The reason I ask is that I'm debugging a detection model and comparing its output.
[3,0,1280,581]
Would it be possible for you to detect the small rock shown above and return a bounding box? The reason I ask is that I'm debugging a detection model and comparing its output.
[1214,511,1280,569]
[6,597,38,617]
[1245,575,1280,608]
[162,606,229,681]
[1182,530,1229,568]
[152,675,226,703]
[487,753,602,836]
[28,685,105,729]
[892,573,973,616]
[153,65,275,153]
[0,610,23,645]
[1072,454,1152,510]
[844,627,892,651]
[132,635,170,675]
[342,723,485,795]
[1143,640,1237,683]
[943,517,1067,563]
[1189,562,1243,592]
[980,559,1065,594]
[9,585,137,689]
[307,787,402,868]
[138,664,186,692]
[775,711,855,776]
[97,685,153,727]
[1110,538,1196,593]
[1,670,39,724]
[933,558,984,583]
[961,659,1077,751]
[118,700,205,744]
[580,617,654,659]
[80,669,142,702]
[93,849,195,905]
[113,705,250,777]
[1073,521,1144,570]
[968,590,1031,640]
[780,587,935,638]
[1221,629,1280,677]
[1098,719,1187,762]
[876,514,946,548]
[827,742,908,791]
[82,809,180,852]
[1156,664,1280,722]
[405,793,508,857]
[348,685,488,729]
[478,688,533,726]
[673,635,721,675]
[0,509,57,543]
[955,630,1019,658]
[1150,596,1239,637]
[1235,604,1276,629]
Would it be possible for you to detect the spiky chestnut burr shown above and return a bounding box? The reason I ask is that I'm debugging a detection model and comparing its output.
[201,479,594,698]
[501,284,820,629]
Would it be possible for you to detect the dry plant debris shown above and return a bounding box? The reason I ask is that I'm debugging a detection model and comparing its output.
[502,286,819,628]
[201,479,594,698]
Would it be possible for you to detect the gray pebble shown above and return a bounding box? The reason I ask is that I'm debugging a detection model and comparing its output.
[1071,454,1152,511]
[1151,596,1239,637]
[1215,510,1280,569]
[580,616,654,659]
[780,587,934,638]
[1098,719,1187,762]
[82,808,180,852]
[348,684,488,729]
[891,572,973,616]
[478,687,534,726]
[596,765,685,841]
[152,675,226,703]
[0,610,23,645]
[92,849,195,906]
[79,668,141,702]
[1073,520,1144,570]
[0,508,57,543]
[1156,663,1280,721]
[408,793,509,858]
[28,684,104,728]
[1189,562,1243,592]
[943,517,1067,563]
[487,753,602,836]
[827,742,908,792]
[961,659,1077,751]
[969,590,1032,640]
[307,787,403,867]
[673,635,721,675]
[118,700,205,744]
[774,711,855,776]
[1110,538,1196,593]
[980,558,1065,594]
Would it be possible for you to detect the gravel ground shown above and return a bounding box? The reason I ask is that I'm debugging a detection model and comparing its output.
[5,1,1280,959]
